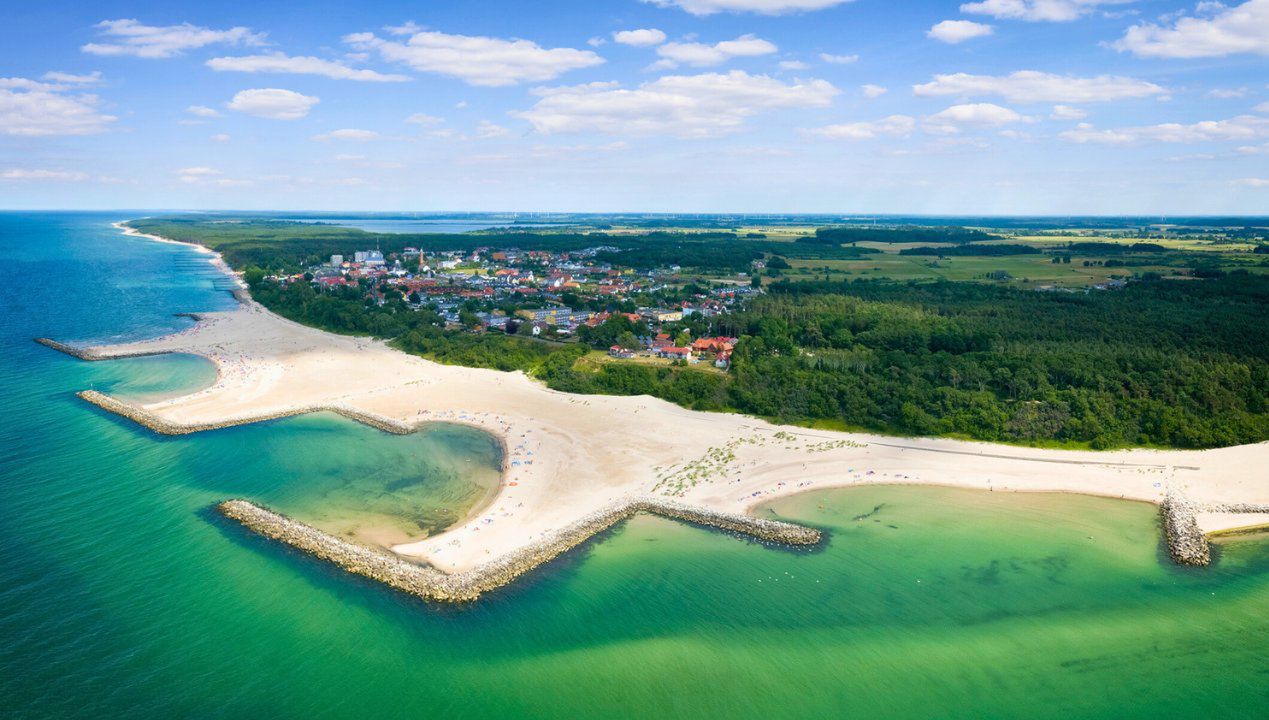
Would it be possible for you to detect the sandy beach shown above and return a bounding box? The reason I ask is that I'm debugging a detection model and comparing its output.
[62,225,1269,573]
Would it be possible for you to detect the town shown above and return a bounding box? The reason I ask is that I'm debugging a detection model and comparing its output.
[273,243,753,368]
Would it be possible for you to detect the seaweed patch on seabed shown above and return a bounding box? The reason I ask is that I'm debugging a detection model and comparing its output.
[852,504,886,521]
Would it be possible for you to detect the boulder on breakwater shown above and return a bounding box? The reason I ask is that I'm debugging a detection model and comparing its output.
[217,496,822,604]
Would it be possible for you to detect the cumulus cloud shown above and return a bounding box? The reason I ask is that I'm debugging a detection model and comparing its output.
[960,0,1132,22]
[1257,101,1269,113]
[227,88,319,120]
[41,70,101,84]
[1,168,91,181]
[655,35,778,67]
[818,53,859,64]
[645,0,855,15]
[613,29,667,47]
[1059,115,1269,144]
[82,19,265,58]
[515,70,838,138]
[210,133,230,142]
[312,128,380,141]
[207,53,410,82]
[1113,0,1269,58]
[1208,87,1249,99]
[345,29,603,87]
[0,77,116,136]
[779,60,811,70]
[913,70,1166,103]
[406,113,443,126]
[862,84,888,98]
[924,103,1030,133]
[928,20,995,43]
[803,114,916,140]
[186,104,222,118]
[1233,177,1269,187]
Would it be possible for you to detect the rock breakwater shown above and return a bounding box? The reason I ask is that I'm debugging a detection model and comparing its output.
[218,497,822,604]
[1160,493,1210,566]
[35,337,170,362]
[77,390,413,436]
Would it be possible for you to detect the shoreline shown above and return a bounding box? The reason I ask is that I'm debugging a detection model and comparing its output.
[36,219,1269,590]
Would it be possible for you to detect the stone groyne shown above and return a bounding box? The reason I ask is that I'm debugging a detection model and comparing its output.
[1160,493,1211,566]
[1159,495,1269,566]
[34,337,172,362]
[34,338,103,360]
[77,390,414,436]
[217,496,822,604]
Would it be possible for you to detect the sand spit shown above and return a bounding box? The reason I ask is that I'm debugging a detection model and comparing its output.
[219,497,819,603]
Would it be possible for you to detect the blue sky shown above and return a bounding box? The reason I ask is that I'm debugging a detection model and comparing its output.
[2,0,1267,213]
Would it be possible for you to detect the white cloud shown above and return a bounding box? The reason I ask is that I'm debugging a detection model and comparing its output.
[207,52,410,82]
[1233,177,1269,187]
[1257,101,1269,113]
[587,37,606,47]
[925,103,1030,133]
[960,0,1132,22]
[1050,104,1088,120]
[82,19,265,58]
[913,70,1166,103]
[613,29,667,47]
[345,29,603,87]
[0,77,116,136]
[645,0,855,15]
[41,71,101,84]
[818,53,859,64]
[516,70,838,138]
[175,166,221,183]
[312,128,380,142]
[1208,87,1248,98]
[1059,115,1269,144]
[928,20,995,43]
[1,168,91,181]
[210,133,230,142]
[1114,0,1269,58]
[656,35,778,67]
[227,88,319,120]
[862,84,888,98]
[186,104,222,118]
[804,115,916,140]
[406,112,443,125]
[475,120,510,138]
[779,60,811,70]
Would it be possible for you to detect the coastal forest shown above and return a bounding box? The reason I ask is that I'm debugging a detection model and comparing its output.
[133,216,1269,450]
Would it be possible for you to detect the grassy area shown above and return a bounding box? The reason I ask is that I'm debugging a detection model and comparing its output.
[575,350,727,375]
[784,254,1149,286]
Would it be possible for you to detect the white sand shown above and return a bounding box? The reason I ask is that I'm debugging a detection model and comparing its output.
[84,227,1269,572]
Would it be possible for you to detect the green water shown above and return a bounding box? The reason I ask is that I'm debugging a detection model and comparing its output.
[1,213,1266,719]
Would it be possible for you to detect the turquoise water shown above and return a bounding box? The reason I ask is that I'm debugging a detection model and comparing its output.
[1,213,1266,719]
